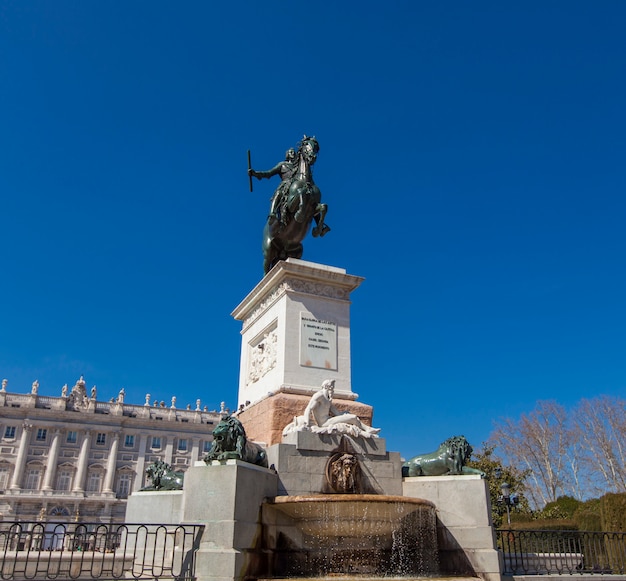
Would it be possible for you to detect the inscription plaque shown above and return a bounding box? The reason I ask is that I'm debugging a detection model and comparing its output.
[300,314,337,370]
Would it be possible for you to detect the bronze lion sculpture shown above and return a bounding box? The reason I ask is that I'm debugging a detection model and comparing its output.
[402,435,485,477]
[141,460,184,490]
[203,414,268,468]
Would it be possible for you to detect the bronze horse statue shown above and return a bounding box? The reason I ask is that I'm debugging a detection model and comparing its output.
[250,136,330,274]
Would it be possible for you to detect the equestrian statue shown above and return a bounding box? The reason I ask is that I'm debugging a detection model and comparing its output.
[248,136,330,274]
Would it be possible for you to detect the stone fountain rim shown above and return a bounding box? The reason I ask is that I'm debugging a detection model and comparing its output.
[266,494,436,509]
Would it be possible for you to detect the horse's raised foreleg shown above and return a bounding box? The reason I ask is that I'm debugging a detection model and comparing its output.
[293,192,307,223]
[312,203,330,237]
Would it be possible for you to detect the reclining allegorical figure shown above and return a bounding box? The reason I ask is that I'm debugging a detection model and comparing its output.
[282,379,381,439]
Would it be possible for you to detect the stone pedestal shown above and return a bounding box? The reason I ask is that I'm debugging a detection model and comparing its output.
[404,475,502,581]
[181,460,277,581]
[127,460,278,581]
[232,259,364,410]
[267,431,403,496]
[125,489,183,523]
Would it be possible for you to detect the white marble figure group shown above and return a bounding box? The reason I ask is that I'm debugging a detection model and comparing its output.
[282,379,380,439]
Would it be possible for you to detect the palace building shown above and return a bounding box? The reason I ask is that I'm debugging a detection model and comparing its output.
[0,377,221,523]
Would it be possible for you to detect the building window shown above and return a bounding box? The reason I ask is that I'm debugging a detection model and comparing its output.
[124,435,135,448]
[86,472,102,493]
[25,469,41,490]
[0,467,10,490]
[56,471,72,491]
[178,439,187,452]
[96,433,106,445]
[50,506,70,517]
[4,426,16,439]
[66,431,77,444]
[117,474,132,498]
[151,436,161,450]
[203,441,212,453]
[36,428,47,442]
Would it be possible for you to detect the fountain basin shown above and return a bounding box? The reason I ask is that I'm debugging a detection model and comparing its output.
[267,494,436,537]
[262,494,439,577]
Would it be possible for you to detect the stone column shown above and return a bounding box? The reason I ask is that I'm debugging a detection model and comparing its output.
[10,422,33,490]
[132,433,148,492]
[191,437,200,462]
[163,436,173,466]
[41,429,61,491]
[72,430,92,492]
[102,432,120,493]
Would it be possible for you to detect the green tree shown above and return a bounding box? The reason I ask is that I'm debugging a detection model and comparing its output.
[466,445,531,528]
[540,495,582,519]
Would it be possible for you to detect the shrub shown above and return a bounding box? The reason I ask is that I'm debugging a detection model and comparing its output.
[599,493,626,531]
[509,519,577,531]
[543,495,582,518]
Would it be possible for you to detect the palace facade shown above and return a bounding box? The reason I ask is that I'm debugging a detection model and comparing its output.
[0,377,221,523]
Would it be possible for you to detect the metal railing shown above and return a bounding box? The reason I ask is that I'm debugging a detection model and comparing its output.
[0,521,203,580]
[498,529,626,575]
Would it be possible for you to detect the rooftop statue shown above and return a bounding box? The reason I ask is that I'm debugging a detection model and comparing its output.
[283,379,381,439]
[402,435,486,477]
[203,414,268,467]
[248,136,330,274]
[67,376,89,411]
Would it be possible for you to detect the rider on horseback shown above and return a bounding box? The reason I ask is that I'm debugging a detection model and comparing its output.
[248,148,297,226]
[252,136,331,274]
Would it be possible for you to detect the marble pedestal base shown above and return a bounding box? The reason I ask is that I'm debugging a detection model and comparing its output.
[404,475,502,581]
[127,460,278,581]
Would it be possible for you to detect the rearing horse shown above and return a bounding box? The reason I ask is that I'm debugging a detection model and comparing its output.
[261,136,329,274]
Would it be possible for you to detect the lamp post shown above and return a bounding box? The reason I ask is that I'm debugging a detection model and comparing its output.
[498,482,519,526]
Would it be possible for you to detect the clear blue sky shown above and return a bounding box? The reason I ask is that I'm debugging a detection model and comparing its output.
[1,2,625,460]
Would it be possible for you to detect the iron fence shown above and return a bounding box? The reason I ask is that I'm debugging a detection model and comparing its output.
[498,529,626,575]
[0,521,203,580]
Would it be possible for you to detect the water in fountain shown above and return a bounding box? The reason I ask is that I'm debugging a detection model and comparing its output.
[262,494,439,578]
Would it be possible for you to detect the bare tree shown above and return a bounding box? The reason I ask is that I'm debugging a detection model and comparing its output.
[564,436,587,502]
[573,396,626,494]
[489,401,572,509]
[489,396,626,507]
